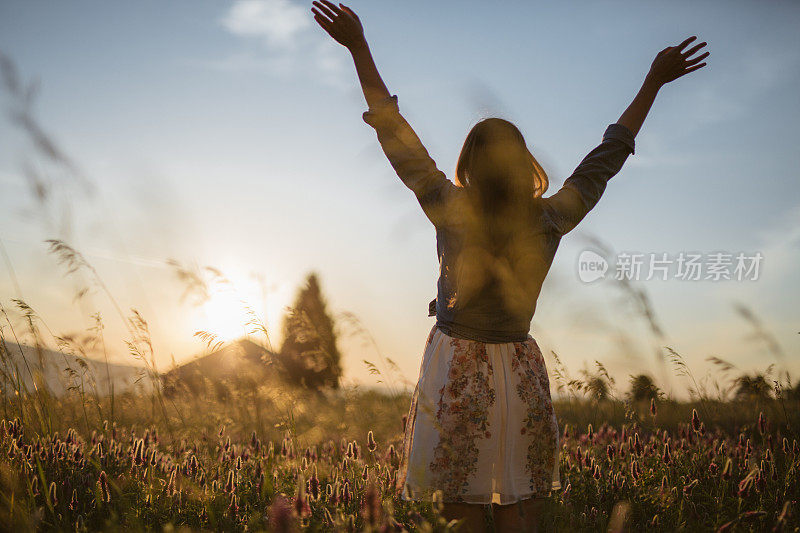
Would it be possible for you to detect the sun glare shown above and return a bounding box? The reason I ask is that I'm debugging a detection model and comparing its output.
[200,286,252,342]
[196,272,293,346]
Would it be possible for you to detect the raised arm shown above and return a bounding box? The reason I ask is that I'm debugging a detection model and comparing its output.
[311,1,456,226]
[543,36,709,237]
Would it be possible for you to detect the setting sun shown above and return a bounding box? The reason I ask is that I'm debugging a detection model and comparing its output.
[199,285,253,342]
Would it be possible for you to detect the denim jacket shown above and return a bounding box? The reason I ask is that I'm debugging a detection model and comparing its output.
[363,94,635,343]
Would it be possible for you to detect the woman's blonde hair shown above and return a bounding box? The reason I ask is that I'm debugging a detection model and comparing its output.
[455,117,549,204]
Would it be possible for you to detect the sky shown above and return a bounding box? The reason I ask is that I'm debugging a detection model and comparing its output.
[0,0,798,401]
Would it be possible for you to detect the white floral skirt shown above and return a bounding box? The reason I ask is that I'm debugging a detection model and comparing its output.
[396,325,561,505]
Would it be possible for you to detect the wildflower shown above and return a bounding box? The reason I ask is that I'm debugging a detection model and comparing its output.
[48,481,58,506]
[367,430,377,453]
[587,423,594,443]
[756,463,766,492]
[661,476,668,491]
[308,466,320,500]
[70,489,78,511]
[98,471,111,503]
[662,441,672,465]
[166,467,177,496]
[342,480,352,505]
[630,459,640,480]
[708,461,718,475]
[592,464,601,480]
[691,409,701,433]
[561,482,571,500]
[362,464,369,481]
[225,469,235,493]
[227,494,239,519]
[633,433,643,456]
[134,439,145,467]
[757,411,766,435]
[682,479,698,495]
[606,444,615,461]
[721,458,732,480]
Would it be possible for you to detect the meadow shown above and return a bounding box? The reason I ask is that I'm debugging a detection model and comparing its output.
[1,288,797,532]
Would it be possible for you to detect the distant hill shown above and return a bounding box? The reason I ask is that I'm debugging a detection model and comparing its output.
[0,341,150,396]
[161,338,280,399]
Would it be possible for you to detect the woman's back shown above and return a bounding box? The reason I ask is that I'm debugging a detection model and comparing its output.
[432,193,559,342]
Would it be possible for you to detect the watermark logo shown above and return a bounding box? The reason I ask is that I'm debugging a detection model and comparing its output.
[577,250,609,283]
[577,250,763,283]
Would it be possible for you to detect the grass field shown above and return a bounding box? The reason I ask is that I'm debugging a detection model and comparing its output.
[1,302,798,532]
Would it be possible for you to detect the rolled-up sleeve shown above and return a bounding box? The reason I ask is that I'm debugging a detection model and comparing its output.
[542,123,635,236]
[362,94,456,227]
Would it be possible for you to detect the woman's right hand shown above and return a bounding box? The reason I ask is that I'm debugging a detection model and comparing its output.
[645,36,709,87]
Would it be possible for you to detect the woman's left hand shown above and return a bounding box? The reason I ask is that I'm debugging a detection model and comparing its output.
[311,1,367,51]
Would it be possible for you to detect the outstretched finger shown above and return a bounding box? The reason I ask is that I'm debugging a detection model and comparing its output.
[311,7,332,23]
[312,0,339,21]
[676,35,697,52]
[675,35,697,52]
[682,62,707,76]
[312,11,332,29]
[685,51,709,66]
[682,41,707,58]
[319,0,345,17]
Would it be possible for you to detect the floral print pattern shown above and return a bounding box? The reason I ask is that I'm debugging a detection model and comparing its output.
[511,339,560,496]
[397,326,560,505]
[427,336,496,501]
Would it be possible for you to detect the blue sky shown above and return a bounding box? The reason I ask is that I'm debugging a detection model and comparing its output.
[1,0,798,399]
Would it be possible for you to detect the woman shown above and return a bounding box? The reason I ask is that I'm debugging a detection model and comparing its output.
[311,2,708,531]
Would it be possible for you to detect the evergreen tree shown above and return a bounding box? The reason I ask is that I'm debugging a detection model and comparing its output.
[277,272,342,390]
